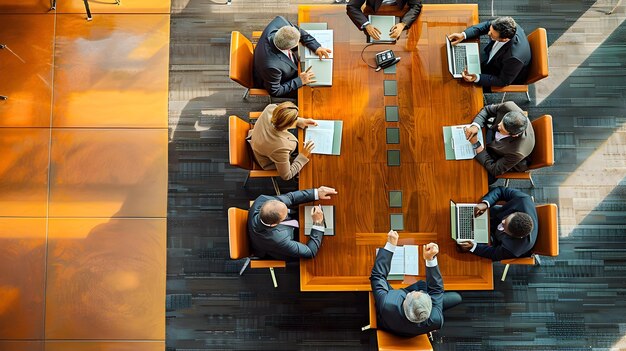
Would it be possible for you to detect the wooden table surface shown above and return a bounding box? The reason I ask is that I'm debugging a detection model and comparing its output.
[298,4,492,292]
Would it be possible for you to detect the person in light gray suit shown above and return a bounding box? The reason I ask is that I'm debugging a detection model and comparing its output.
[464,101,535,184]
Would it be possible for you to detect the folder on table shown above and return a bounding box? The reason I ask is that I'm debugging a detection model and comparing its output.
[304,205,335,236]
[302,58,333,86]
[299,22,328,31]
[367,15,398,43]
[443,124,485,160]
[304,120,343,155]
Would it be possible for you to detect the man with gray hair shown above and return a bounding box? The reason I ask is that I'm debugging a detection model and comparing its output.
[464,101,535,184]
[370,231,462,337]
[448,16,531,89]
[253,16,332,98]
[248,186,337,261]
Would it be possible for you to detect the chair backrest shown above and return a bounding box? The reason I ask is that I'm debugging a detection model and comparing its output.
[228,207,251,259]
[228,115,253,170]
[229,31,255,89]
[525,28,549,84]
[528,114,554,170]
[532,204,559,257]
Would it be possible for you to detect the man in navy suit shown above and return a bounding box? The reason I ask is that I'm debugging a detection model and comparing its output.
[448,17,531,89]
[457,187,538,261]
[253,16,332,98]
[370,231,462,337]
[248,186,337,261]
[346,0,423,40]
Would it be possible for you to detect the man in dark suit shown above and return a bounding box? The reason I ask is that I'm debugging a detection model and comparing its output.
[448,17,531,88]
[248,186,337,261]
[464,101,535,184]
[370,231,462,337]
[253,16,332,98]
[346,0,422,40]
[457,187,538,261]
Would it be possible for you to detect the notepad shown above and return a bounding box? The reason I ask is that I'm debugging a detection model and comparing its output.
[304,120,343,155]
[442,124,486,160]
[377,245,419,280]
[303,58,333,86]
[367,15,398,43]
[303,205,335,236]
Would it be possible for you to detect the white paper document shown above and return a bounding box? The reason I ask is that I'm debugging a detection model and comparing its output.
[388,245,419,277]
[305,30,334,59]
[305,120,335,155]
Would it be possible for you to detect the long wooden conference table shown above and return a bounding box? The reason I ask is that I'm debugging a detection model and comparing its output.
[298,4,492,291]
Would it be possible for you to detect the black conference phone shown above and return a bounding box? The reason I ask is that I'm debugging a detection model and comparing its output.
[375,49,401,71]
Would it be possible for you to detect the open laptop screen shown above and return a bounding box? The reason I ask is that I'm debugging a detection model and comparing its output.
[445,36,455,76]
[450,200,458,240]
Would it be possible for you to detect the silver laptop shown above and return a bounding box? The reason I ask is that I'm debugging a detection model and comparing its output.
[450,200,489,243]
[445,36,481,78]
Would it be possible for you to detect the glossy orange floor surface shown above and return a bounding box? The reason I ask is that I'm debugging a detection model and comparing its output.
[0,2,168,348]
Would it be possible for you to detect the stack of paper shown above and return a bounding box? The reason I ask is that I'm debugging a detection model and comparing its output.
[299,28,334,86]
[386,245,419,281]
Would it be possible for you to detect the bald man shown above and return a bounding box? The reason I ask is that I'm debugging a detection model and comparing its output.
[247,186,337,261]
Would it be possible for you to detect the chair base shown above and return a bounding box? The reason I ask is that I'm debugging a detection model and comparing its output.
[243,88,272,103]
[499,91,530,103]
[243,175,281,195]
[239,257,251,276]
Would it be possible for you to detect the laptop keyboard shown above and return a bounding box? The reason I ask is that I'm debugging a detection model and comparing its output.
[454,45,467,74]
[458,206,474,239]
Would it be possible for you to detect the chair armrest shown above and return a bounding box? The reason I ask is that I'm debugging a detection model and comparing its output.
[492,85,529,93]
[501,256,535,265]
[250,260,286,269]
[496,172,531,180]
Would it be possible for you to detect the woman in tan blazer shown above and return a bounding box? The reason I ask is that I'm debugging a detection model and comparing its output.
[249,101,316,180]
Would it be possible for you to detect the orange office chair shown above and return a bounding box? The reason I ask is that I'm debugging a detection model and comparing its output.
[501,204,559,281]
[228,115,281,195]
[228,207,286,288]
[229,31,271,102]
[362,292,433,351]
[496,114,554,187]
[492,28,549,103]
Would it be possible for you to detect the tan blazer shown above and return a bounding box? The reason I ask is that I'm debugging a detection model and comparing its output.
[473,101,535,176]
[249,104,309,180]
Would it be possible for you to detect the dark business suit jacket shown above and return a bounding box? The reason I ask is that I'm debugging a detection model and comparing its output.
[253,16,321,98]
[464,21,531,87]
[473,101,535,176]
[248,189,324,261]
[370,248,444,337]
[347,0,422,30]
[473,187,538,261]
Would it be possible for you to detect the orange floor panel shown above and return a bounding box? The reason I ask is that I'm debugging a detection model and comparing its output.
[0,341,44,351]
[45,218,166,340]
[0,129,50,217]
[0,0,51,14]
[57,0,170,15]
[0,14,54,127]
[45,342,165,351]
[48,128,167,218]
[52,14,169,128]
[0,218,46,340]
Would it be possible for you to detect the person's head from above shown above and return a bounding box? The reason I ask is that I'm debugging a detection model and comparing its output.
[502,212,534,238]
[488,16,517,42]
[274,26,300,50]
[498,111,528,137]
[271,101,299,131]
[260,200,289,227]
[403,290,432,324]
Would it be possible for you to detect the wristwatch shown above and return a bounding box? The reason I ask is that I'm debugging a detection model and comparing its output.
[472,140,481,150]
